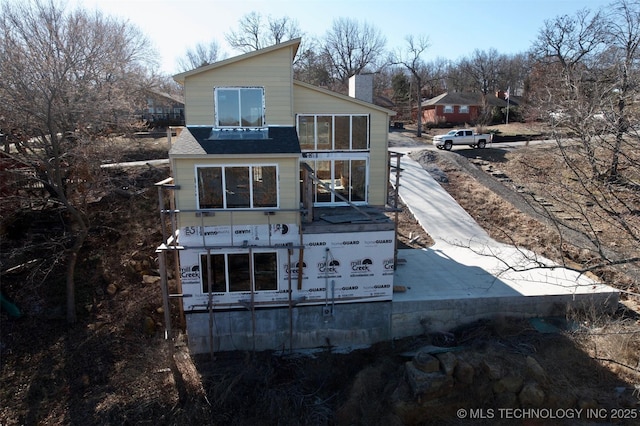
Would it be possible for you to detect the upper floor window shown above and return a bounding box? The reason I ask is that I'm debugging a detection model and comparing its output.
[443,105,453,114]
[197,164,278,209]
[459,105,469,113]
[297,114,369,151]
[215,87,265,128]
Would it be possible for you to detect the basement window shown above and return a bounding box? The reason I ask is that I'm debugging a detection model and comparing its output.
[200,252,278,293]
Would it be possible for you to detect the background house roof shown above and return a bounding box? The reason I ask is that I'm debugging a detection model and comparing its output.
[169,126,301,156]
[421,92,508,107]
[146,88,184,106]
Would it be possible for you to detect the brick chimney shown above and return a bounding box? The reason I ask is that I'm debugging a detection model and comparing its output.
[349,74,373,103]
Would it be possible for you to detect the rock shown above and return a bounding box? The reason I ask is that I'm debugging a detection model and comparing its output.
[106,283,118,295]
[454,360,475,385]
[413,351,440,373]
[142,274,161,285]
[405,361,454,399]
[549,390,578,408]
[435,352,458,376]
[133,260,144,272]
[519,382,545,407]
[143,316,156,336]
[482,359,503,380]
[493,375,523,394]
[426,166,448,183]
[156,307,164,314]
[525,356,547,382]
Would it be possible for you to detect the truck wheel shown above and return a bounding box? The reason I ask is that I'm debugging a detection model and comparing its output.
[444,141,452,151]
[477,140,486,149]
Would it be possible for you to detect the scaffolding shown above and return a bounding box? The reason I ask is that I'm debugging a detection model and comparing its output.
[154,156,404,356]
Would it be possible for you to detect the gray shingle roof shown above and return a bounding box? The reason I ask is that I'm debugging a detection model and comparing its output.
[169,126,301,156]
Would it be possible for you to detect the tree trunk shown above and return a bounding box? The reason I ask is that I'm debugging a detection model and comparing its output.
[609,79,628,182]
[609,132,623,182]
[66,248,78,324]
[416,77,422,138]
[65,208,88,324]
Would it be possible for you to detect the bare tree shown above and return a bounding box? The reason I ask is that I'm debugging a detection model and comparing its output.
[391,35,430,137]
[530,7,610,177]
[0,0,155,323]
[457,48,507,124]
[524,2,640,289]
[293,42,333,87]
[176,40,225,72]
[460,48,504,95]
[601,0,640,180]
[422,58,450,98]
[322,17,387,90]
[225,12,302,53]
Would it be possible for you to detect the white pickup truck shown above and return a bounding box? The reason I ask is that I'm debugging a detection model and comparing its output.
[432,129,492,150]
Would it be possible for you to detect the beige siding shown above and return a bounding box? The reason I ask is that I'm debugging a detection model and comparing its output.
[183,48,295,126]
[172,156,300,228]
[293,85,390,206]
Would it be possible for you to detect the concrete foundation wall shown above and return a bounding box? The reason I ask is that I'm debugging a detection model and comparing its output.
[186,301,392,353]
[184,291,618,354]
[391,292,619,339]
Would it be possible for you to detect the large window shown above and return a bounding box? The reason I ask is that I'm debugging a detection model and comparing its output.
[200,252,278,293]
[303,158,367,204]
[197,165,277,209]
[297,115,369,151]
[215,87,264,128]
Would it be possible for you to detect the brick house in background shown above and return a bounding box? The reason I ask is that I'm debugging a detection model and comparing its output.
[419,92,508,126]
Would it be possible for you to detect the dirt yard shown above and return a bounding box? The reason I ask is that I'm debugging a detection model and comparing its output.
[1,131,639,425]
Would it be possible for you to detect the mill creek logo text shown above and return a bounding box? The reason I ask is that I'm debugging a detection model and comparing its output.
[283,261,306,276]
[350,258,373,273]
[318,259,340,274]
[180,265,200,280]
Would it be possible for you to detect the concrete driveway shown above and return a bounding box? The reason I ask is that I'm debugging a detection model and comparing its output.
[387,130,618,336]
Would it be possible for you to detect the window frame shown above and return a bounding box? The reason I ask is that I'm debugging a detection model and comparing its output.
[443,105,454,114]
[296,114,369,151]
[214,86,265,128]
[195,164,279,210]
[459,105,469,113]
[302,156,369,205]
[200,250,278,293]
